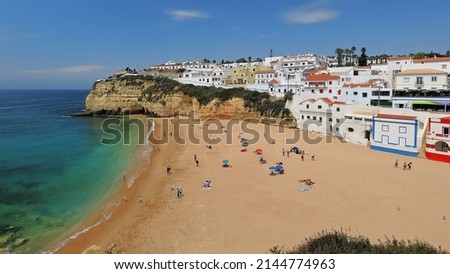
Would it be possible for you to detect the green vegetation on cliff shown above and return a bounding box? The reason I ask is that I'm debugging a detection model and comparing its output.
[269,229,447,254]
[134,76,290,117]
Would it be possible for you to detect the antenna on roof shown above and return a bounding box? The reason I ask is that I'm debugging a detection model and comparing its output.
[270,49,273,58]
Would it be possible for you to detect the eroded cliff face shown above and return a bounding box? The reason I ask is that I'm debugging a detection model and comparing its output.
[85,77,260,118]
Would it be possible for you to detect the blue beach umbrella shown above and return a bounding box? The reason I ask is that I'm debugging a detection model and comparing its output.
[269,166,277,171]
[222,159,229,164]
[276,165,284,171]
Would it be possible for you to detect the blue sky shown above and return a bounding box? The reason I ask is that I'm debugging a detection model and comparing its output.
[1,0,449,89]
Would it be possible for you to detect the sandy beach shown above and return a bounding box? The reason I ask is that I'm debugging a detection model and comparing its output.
[56,117,450,254]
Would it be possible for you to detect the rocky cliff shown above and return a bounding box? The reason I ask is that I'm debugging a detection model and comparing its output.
[85,75,262,119]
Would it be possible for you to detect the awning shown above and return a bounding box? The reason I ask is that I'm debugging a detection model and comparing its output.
[411,100,440,105]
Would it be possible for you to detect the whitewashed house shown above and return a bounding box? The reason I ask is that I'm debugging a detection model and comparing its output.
[394,68,448,91]
[297,97,345,134]
[371,113,421,157]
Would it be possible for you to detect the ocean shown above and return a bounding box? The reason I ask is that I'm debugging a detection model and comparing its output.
[0,89,150,253]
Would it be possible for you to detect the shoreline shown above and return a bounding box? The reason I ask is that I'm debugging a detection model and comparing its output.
[52,115,156,254]
[56,118,450,253]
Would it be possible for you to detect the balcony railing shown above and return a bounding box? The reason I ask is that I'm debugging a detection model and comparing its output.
[393,89,450,97]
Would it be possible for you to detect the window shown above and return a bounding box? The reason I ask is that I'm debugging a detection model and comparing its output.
[318,105,322,109]
[399,126,407,134]
[336,119,340,123]
[313,116,317,120]
[403,77,410,83]
[336,107,340,112]
[329,89,332,94]
[306,104,309,109]
[353,91,358,96]
[435,141,449,152]
[431,76,437,82]
[319,117,322,122]
[301,115,304,120]
[307,116,311,119]
[348,127,354,132]
[382,125,389,132]
[416,77,423,85]
[443,64,447,69]
[328,118,332,122]
[362,92,367,98]
[329,81,332,85]
[320,90,323,94]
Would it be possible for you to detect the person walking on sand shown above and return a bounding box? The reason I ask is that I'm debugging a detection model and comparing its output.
[282,148,285,156]
[403,162,408,170]
[194,154,197,161]
[138,196,143,203]
[311,154,315,161]
[407,162,412,170]
[287,150,290,157]
[195,159,199,167]
[166,165,171,175]
[394,159,398,168]
[301,154,304,161]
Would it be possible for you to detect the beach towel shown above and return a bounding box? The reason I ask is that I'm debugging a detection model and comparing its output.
[298,188,310,192]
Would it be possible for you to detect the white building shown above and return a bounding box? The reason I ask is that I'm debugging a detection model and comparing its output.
[394,68,448,90]
[296,97,346,134]
[371,113,424,157]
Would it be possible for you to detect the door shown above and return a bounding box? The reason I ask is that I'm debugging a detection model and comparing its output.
[399,137,407,147]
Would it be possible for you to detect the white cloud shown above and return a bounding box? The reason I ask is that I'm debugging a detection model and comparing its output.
[168,10,208,21]
[283,2,340,24]
[24,65,103,74]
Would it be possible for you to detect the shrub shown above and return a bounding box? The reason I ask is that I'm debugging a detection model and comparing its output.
[270,229,447,254]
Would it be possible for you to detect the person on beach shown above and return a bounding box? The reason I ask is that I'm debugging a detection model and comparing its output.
[282,148,285,156]
[301,155,304,161]
[195,159,199,167]
[311,154,315,161]
[166,165,171,175]
[394,159,399,168]
[287,150,290,157]
[403,162,408,170]
[138,196,143,203]
[407,162,412,170]
[194,154,197,161]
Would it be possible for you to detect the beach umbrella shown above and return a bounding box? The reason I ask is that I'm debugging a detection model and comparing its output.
[256,148,263,152]
[222,159,229,164]
[276,165,284,171]
[269,166,277,171]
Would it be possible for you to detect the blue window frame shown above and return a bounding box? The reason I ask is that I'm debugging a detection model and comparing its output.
[382,125,389,132]
[399,126,407,134]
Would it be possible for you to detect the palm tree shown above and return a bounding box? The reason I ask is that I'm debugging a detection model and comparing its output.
[351,46,356,65]
[335,48,344,66]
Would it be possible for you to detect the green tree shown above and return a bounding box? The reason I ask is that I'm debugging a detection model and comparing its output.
[358,47,368,66]
[351,46,356,65]
[236,57,247,63]
[446,50,450,56]
[335,48,344,66]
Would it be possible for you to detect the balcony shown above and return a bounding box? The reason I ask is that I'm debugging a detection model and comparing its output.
[393,89,450,98]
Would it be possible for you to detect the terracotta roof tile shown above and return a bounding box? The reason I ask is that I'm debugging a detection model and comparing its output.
[376,113,417,120]
[413,56,450,63]
[305,73,340,82]
[343,83,376,88]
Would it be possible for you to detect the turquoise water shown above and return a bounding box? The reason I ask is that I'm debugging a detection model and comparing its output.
[0,90,146,253]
